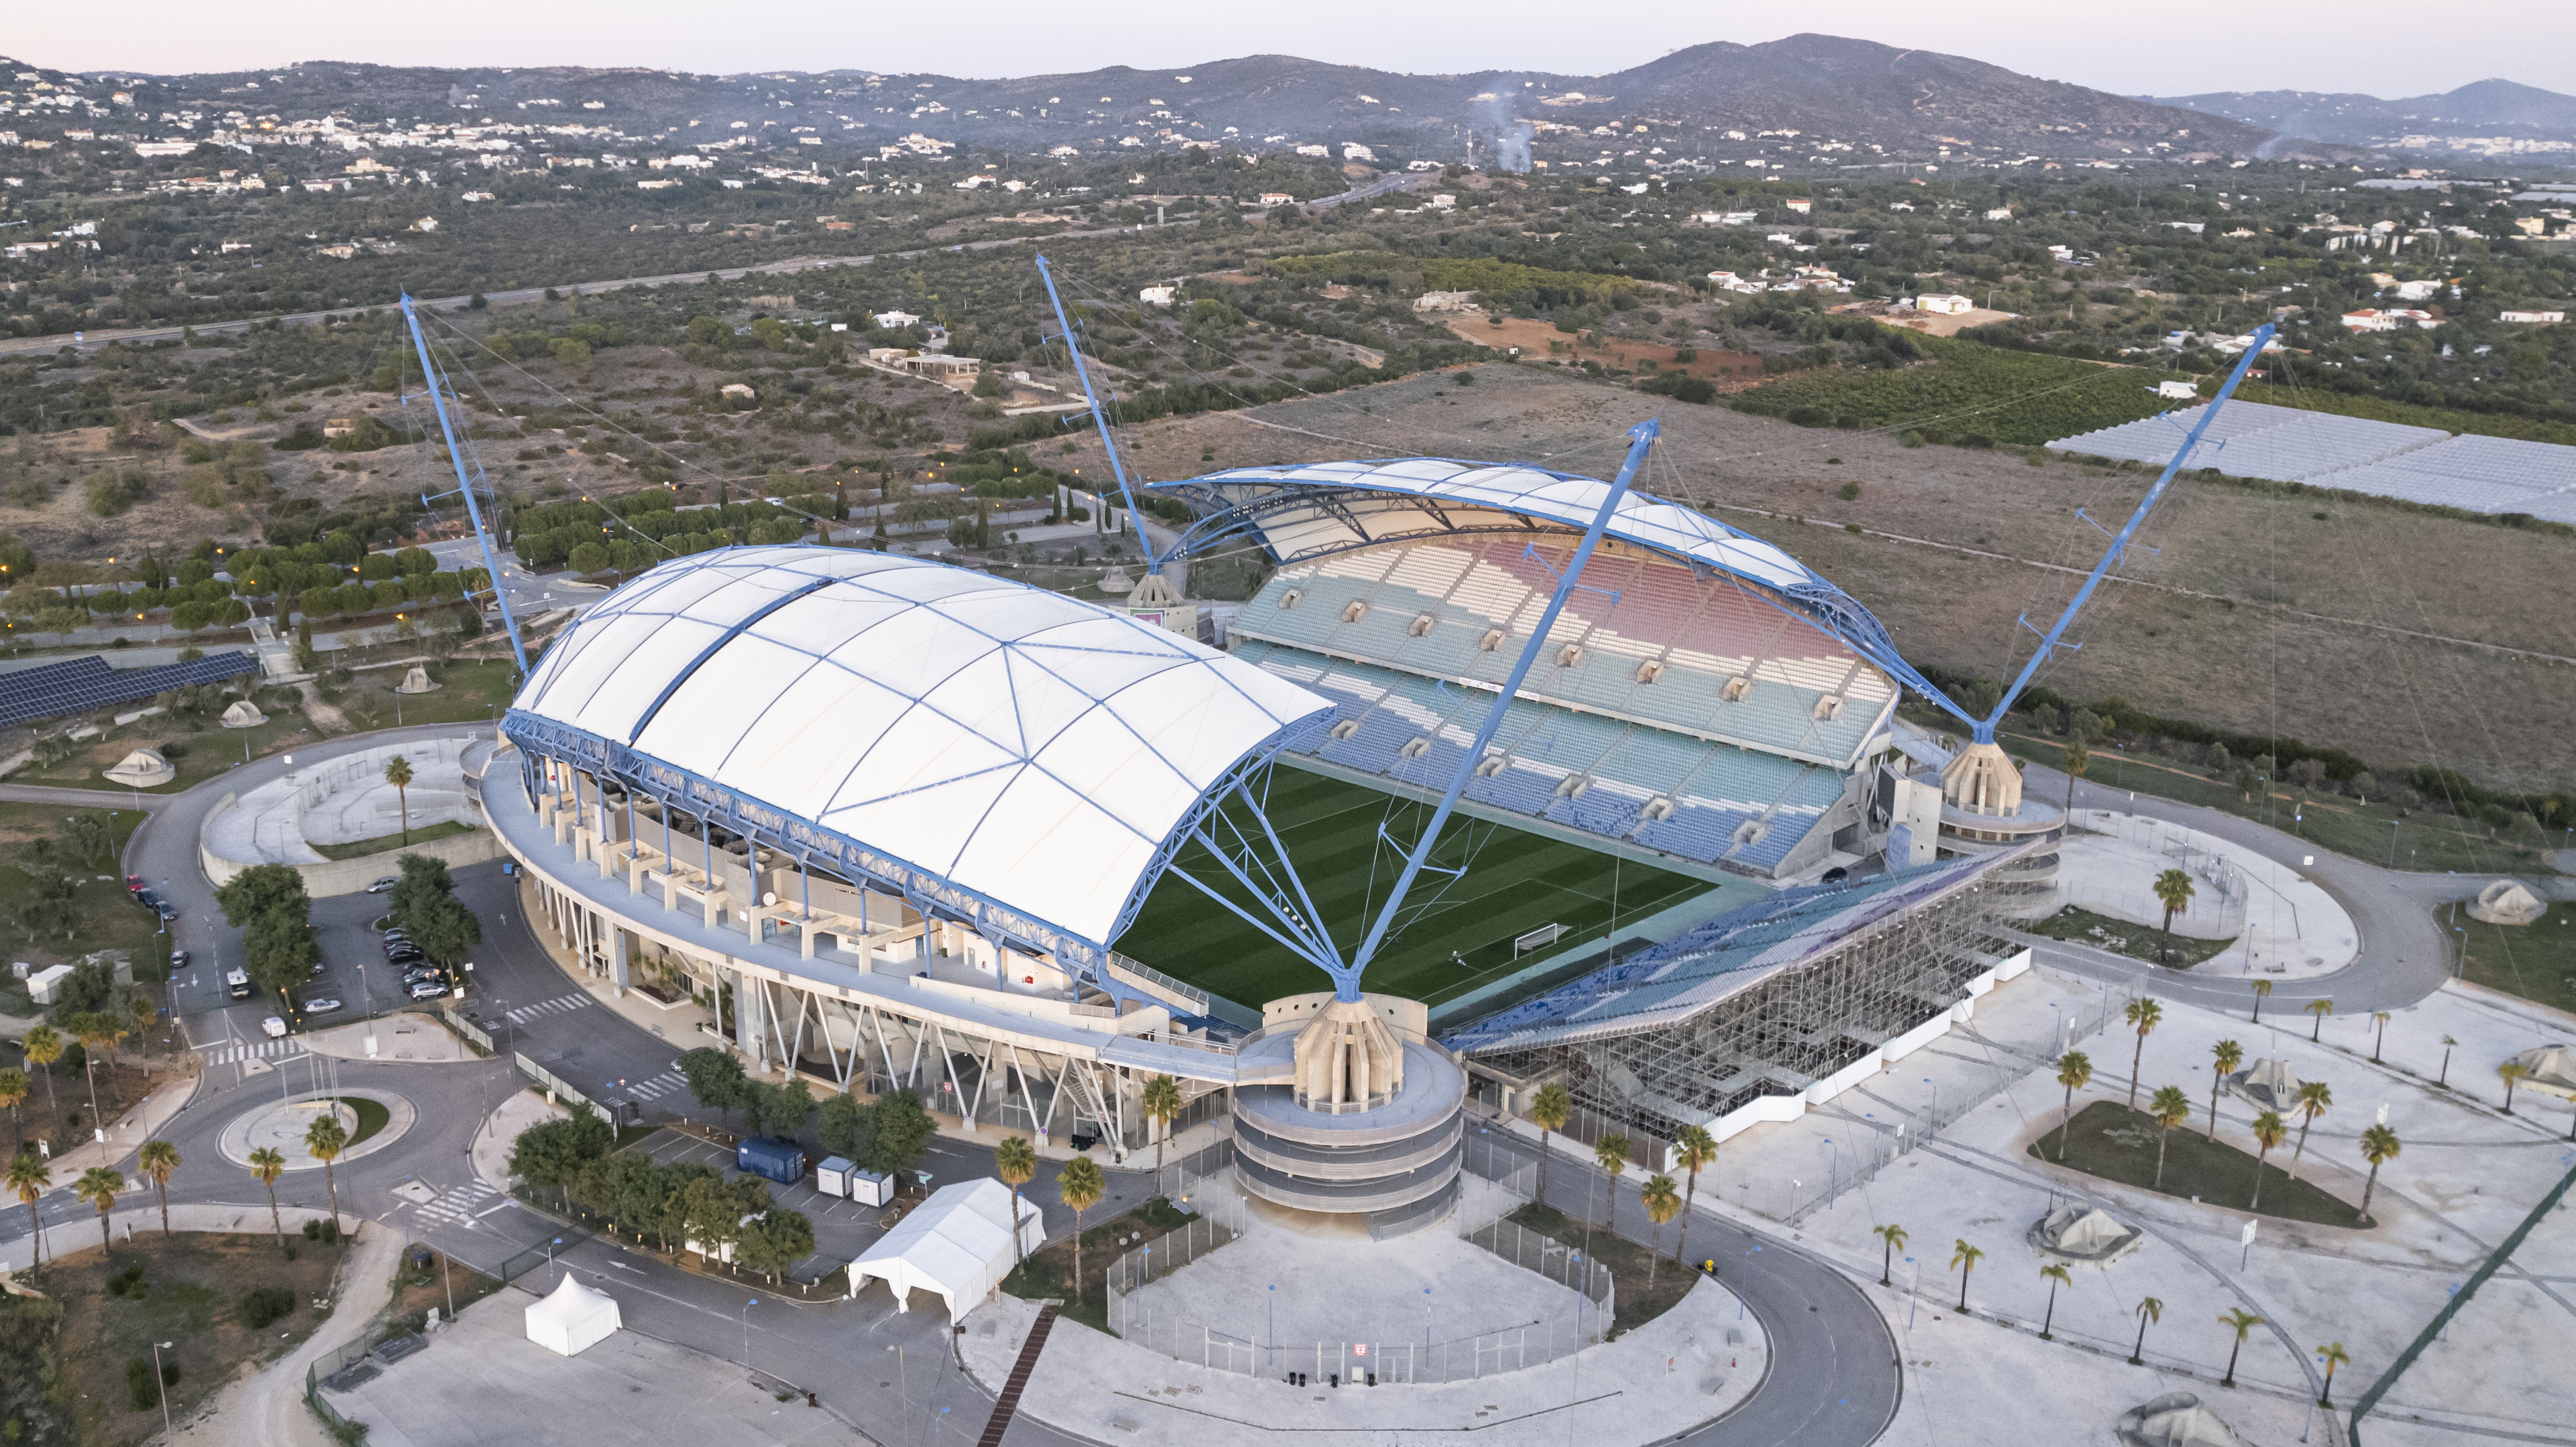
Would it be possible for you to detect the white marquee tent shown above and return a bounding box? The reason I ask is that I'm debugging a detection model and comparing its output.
[524,1274,622,1357]
[848,1178,1044,1319]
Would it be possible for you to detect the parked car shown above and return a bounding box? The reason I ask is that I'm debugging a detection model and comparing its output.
[154,902,178,921]
[406,981,447,1000]
[135,889,163,912]
[366,877,400,894]
[304,997,342,1013]
[125,875,145,894]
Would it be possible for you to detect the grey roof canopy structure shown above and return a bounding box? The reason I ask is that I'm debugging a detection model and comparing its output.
[2048,401,2576,522]
[504,547,1332,964]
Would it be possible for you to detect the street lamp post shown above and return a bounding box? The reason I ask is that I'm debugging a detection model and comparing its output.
[1824,1138,1840,1209]
[1739,1244,1764,1319]
[546,1235,562,1284]
[151,1341,174,1436]
[742,1298,757,1372]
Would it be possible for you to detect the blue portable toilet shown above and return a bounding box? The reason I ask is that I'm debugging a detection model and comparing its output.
[736,1135,804,1185]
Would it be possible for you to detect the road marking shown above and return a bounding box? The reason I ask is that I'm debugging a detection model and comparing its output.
[505,992,594,1023]
[204,1039,308,1065]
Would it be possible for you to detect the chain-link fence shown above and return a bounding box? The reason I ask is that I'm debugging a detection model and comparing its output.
[2063,812,2254,940]
[1105,1200,1244,1308]
[1458,1214,1615,1323]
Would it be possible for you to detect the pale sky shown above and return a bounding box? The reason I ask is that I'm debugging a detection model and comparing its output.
[9,0,2566,101]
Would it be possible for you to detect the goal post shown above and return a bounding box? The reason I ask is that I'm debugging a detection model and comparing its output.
[1513,922,1569,958]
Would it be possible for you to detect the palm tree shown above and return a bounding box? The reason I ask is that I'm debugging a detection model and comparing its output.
[2358,1124,2400,1222]
[2053,1050,2094,1161]
[0,1067,25,1154]
[1873,1222,1908,1287]
[1640,1174,1681,1286]
[2218,1308,2264,1387]
[1528,1083,1570,1211]
[1594,1133,1630,1226]
[2062,733,2090,815]
[1140,1073,1182,1200]
[2249,1110,2287,1212]
[2248,979,2272,1026]
[22,1023,62,1113]
[1949,1239,1984,1312]
[994,1137,1038,1266]
[2122,998,2163,1110]
[76,1166,123,1255]
[1058,1156,1104,1303]
[70,1015,121,1125]
[2148,1086,2192,1190]
[2038,1263,2072,1340]
[385,754,416,844]
[1671,1124,1716,1270]
[2305,997,2333,1042]
[137,1139,180,1237]
[2129,1296,2165,1365]
[2317,1341,2351,1406]
[247,1146,288,1247]
[2208,1039,2243,1140]
[2370,1012,2392,1062]
[2150,869,2195,964]
[6,1151,49,1267]
[2288,1081,2333,1177]
[306,1114,350,1234]
[2499,1060,2531,1115]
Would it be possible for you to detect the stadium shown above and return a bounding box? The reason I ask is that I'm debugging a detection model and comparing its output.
[481,450,2058,1228]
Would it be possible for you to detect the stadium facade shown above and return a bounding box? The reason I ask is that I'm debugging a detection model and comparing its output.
[480,457,2057,1213]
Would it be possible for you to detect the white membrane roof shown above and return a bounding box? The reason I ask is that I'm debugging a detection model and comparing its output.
[511,547,1330,947]
[1185,458,1829,593]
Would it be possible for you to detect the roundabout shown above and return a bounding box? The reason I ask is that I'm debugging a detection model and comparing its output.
[216,1088,418,1171]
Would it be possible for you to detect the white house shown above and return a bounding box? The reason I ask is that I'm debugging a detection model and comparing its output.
[1983,207,2014,221]
[2341,309,2440,332]
[1918,293,1976,315]
[1786,199,1812,214]
[872,310,921,328]
[2390,279,2440,301]
[2500,309,2564,324]
[1139,285,1177,306]
[1257,192,1293,207]
[2152,380,2199,399]
[1341,144,1375,161]
[1706,271,1762,294]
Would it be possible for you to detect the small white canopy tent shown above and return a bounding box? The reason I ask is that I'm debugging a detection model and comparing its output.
[524,1275,622,1357]
[847,1178,1044,1319]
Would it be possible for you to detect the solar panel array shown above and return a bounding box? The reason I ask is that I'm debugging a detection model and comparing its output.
[2048,401,2576,521]
[0,651,260,730]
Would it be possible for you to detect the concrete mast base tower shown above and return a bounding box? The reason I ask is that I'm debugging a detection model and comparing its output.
[1230,992,1466,1238]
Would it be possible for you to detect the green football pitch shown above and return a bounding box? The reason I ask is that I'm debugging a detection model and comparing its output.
[1111,765,1714,1011]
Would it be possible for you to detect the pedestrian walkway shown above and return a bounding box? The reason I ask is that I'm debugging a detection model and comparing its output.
[504,992,593,1024]
[410,1181,507,1233]
[622,1067,688,1102]
[202,1037,309,1067]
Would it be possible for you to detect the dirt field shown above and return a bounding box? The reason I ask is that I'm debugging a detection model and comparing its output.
[1439,314,1764,383]
[1066,363,2576,791]
[36,1230,352,1447]
[1829,299,2024,337]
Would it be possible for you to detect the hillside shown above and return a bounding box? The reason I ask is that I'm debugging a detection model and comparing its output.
[2155,78,2576,153]
[24,33,2276,168]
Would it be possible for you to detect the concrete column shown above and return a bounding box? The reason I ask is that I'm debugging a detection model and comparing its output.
[734,969,764,1065]
[607,926,630,992]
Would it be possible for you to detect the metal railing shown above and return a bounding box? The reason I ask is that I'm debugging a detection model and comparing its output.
[442,1005,494,1054]
[1458,1214,1616,1323]
[1106,951,1212,1015]
[514,1050,613,1125]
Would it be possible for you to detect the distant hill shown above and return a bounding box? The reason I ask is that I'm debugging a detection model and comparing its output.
[25,33,2277,166]
[2155,79,2576,155]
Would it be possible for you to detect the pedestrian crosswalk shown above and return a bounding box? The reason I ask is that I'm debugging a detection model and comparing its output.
[203,1038,308,1066]
[622,1068,688,1103]
[411,1182,505,1232]
[506,992,594,1024]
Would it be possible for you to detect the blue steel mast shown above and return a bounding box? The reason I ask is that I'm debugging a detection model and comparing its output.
[1034,254,1161,573]
[400,293,528,674]
[1969,322,2277,743]
[1333,419,1661,998]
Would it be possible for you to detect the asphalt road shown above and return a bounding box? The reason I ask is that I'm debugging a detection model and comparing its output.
[0,218,1197,358]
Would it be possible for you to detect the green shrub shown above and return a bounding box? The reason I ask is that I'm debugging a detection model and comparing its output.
[105,1263,147,1299]
[238,1286,298,1329]
[125,1355,178,1410]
